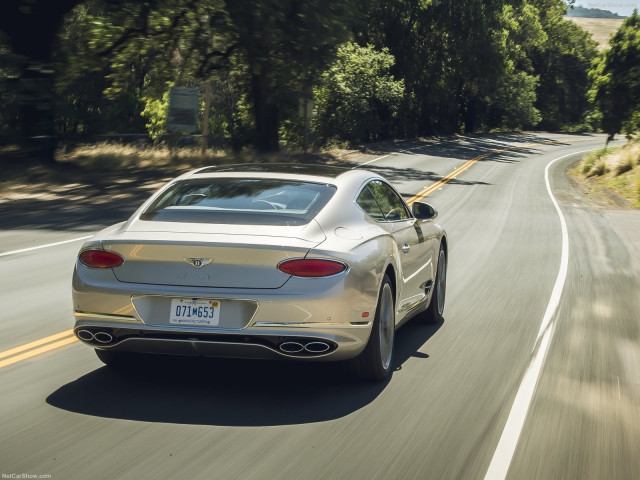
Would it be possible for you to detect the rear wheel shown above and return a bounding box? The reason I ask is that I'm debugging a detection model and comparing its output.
[348,274,395,381]
[423,244,446,324]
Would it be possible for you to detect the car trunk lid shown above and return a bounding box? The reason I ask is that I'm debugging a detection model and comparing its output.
[103,221,325,289]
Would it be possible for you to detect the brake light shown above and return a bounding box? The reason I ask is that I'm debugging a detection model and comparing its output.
[278,259,347,277]
[79,249,125,268]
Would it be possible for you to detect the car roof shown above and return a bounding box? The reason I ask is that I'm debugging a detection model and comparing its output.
[195,163,351,178]
[182,163,381,187]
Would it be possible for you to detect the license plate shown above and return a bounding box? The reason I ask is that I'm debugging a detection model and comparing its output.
[169,298,221,326]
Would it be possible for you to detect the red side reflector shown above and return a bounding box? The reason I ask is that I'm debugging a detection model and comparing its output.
[79,249,125,268]
[278,259,347,277]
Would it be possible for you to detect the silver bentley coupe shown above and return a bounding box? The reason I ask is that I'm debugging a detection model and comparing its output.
[72,164,447,380]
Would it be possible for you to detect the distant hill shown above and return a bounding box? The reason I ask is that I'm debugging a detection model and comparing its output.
[566,6,625,18]
[566,17,624,49]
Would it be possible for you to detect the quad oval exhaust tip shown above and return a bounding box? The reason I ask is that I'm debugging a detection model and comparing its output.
[304,342,330,353]
[279,342,305,354]
[94,332,114,344]
[278,341,331,355]
[76,329,95,342]
[76,330,114,344]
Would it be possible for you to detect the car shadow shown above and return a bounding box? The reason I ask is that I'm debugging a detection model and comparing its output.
[46,319,442,426]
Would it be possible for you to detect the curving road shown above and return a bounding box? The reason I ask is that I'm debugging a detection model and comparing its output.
[1,133,639,480]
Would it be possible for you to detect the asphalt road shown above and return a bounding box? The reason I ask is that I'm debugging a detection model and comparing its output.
[1,133,638,480]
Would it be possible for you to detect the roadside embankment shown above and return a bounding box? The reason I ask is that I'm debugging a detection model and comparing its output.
[570,139,640,208]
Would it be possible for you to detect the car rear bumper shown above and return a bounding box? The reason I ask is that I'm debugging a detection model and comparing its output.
[72,258,381,361]
[73,318,372,361]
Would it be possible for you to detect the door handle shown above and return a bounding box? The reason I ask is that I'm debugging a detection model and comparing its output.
[402,244,411,254]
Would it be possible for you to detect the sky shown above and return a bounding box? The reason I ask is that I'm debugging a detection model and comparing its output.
[576,2,639,16]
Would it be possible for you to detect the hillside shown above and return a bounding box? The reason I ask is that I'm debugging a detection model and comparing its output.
[566,6,624,18]
[566,17,624,50]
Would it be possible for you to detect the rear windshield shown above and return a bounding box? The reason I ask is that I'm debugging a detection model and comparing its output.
[140,178,336,225]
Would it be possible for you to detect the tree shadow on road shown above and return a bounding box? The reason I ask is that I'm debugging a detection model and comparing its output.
[0,164,175,231]
[2,133,597,232]
[46,319,443,426]
[339,132,587,160]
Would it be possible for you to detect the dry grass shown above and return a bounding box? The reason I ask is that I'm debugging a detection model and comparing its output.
[55,141,352,171]
[590,159,610,176]
[615,149,637,175]
[577,140,640,208]
[0,140,353,196]
[56,142,232,170]
[582,146,614,175]
[566,17,624,50]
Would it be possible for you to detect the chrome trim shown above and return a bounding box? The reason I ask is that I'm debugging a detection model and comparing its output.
[74,311,140,323]
[183,257,213,268]
[253,321,370,328]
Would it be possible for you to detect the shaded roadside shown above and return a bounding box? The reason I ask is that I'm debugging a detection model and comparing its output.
[0,148,342,231]
[1,132,609,232]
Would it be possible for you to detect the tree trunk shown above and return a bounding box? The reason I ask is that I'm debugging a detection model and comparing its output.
[18,65,58,164]
[1,1,79,163]
[463,97,476,134]
[251,71,280,153]
[201,80,212,157]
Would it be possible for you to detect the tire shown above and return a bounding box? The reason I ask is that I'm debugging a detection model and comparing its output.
[348,274,395,381]
[424,243,446,324]
[94,348,133,369]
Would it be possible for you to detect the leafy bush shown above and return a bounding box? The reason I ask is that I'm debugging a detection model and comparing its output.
[314,43,404,144]
[141,91,169,140]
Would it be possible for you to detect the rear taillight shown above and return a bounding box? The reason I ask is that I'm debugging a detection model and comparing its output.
[79,249,125,268]
[278,259,347,277]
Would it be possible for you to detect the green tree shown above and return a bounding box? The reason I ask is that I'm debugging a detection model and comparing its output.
[530,1,598,130]
[314,43,404,143]
[55,1,149,135]
[357,0,539,135]
[485,2,545,130]
[55,0,238,139]
[56,0,357,151]
[590,11,640,139]
[224,0,357,151]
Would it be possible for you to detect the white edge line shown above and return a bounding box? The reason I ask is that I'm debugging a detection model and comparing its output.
[353,141,431,168]
[354,154,390,168]
[0,235,93,258]
[483,149,597,480]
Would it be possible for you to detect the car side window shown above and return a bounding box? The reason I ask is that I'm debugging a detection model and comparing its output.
[356,185,385,221]
[367,180,410,221]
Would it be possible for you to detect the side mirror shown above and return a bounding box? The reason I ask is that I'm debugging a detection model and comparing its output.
[412,201,438,220]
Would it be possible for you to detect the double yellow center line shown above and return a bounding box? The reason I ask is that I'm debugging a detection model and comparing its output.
[0,329,77,369]
[0,138,593,370]
[406,139,586,205]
